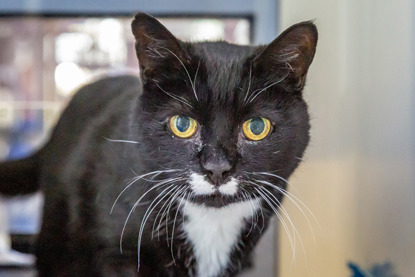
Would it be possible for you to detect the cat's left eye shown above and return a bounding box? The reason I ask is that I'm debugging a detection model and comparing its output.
[169,115,198,138]
[242,117,271,141]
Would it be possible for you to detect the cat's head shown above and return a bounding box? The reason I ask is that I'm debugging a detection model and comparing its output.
[131,13,317,208]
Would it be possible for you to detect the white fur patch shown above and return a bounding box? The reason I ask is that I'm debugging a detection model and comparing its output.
[188,173,239,196]
[182,199,260,277]
[218,178,238,195]
[189,173,216,195]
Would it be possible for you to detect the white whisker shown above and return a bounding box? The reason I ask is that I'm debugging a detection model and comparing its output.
[258,198,265,233]
[158,46,199,101]
[254,176,320,234]
[119,177,184,253]
[193,60,201,92]
[170,190,188,264]
[155,83,193,108]
[164,185,187,246]
[182,191,193,224]
[257,185,306,263]
[254,187,296,265]
[295,156,305,162]
[137,183,179,271]
[247,74,288,104]
[247,171,320,246]
[241,190,257,237]
[155,185,186,241]
[151,185,183,240]
[111,169,182,214]
[243,65,252,105]
[104,137,140,144]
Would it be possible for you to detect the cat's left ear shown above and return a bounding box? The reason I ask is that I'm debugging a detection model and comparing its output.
[131,13,190,78]
[254,21,318,90]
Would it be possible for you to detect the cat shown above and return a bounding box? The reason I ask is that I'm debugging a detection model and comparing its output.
[0,13,317,277]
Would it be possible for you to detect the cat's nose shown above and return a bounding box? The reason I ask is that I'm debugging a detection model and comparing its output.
[202,160,232,185]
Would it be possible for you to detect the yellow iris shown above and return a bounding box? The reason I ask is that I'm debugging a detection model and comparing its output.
[169,115,198,138]
[242,117,271,141]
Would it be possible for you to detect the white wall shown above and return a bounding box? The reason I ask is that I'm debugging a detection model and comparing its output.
[278,0,415,276]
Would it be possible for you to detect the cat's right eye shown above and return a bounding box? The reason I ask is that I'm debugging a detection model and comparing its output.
[169,115,198,138]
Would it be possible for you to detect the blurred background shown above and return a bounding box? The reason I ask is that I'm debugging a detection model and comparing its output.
[0,0,414,276]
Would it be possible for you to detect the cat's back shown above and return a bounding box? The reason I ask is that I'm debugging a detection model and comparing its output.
[41,75,141,172]
[54,75,140,133]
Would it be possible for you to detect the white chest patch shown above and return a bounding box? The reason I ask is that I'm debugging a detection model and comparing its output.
[182,199,260,277]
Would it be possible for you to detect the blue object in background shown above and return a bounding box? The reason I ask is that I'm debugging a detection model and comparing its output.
[348,262,399,277]
[7,118,42,160]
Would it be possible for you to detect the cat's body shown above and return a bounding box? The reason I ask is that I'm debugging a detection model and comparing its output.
[0,13,317,277]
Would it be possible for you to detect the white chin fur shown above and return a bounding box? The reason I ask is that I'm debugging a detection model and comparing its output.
[182,199,260,277]
[188,172,238,196]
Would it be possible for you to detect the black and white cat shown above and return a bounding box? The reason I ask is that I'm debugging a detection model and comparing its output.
[0,13,317,277]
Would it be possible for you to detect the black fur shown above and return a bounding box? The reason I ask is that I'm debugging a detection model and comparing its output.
[0,153,40,196]
[0,13,317,276]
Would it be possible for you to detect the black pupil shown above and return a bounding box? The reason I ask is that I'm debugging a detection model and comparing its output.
[176,116,190,132]
[250,118,265,135]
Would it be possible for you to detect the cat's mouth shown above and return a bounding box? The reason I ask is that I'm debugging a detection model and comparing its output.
[190,193,240,208]
[187,172,241,207]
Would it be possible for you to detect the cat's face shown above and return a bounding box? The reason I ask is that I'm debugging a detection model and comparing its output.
[131,14,317,207]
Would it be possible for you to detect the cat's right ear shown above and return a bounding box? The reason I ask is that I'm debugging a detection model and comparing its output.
[131,13,190,80]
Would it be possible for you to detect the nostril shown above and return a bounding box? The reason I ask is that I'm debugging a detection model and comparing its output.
[221,170,230,179]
